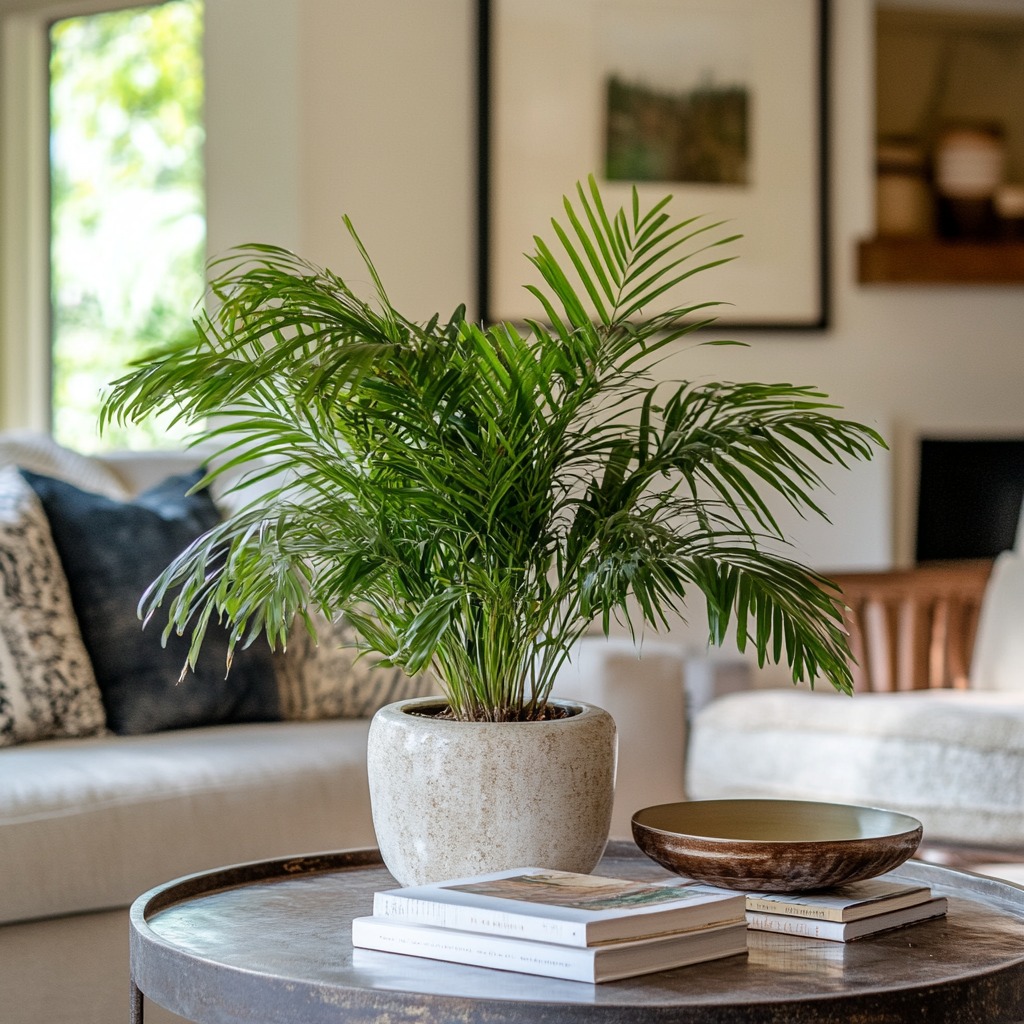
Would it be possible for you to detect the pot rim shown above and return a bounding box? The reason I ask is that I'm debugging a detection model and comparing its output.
[374,695,609,727]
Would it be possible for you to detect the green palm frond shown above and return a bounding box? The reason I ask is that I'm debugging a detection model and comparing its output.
[101,174,885,720]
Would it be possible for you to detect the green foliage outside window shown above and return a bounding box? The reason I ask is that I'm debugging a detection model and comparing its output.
[49,0,204,451]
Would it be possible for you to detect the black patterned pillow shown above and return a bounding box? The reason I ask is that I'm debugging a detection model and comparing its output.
[273,613,437,720]
[21,468,280,735]
[0,467,106,745]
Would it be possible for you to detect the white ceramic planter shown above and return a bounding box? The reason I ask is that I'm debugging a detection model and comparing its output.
[367,697,617,885]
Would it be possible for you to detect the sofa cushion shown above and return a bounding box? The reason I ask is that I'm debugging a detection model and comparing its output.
[274,612,437,720]
[0,718,377,924]
[687,688,1024,848]
[0,469,106,746]
[20,468,280,735]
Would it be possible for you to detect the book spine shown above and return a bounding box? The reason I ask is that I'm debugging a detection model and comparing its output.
[352,917,595,982]
[373,892,587,946]
[743,898,845,922]
[745,912,850,941]
[747,898,947,943]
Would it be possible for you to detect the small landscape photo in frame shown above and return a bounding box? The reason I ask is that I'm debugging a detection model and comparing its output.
[478,0,829,330]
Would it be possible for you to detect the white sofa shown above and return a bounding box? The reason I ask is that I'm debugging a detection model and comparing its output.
[688,528,1024,867]
[0,434,688,1024]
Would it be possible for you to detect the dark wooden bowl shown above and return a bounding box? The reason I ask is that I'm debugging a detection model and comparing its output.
[631,799,923,892]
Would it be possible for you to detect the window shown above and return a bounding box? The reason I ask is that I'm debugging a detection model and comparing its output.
[48,0,204,450]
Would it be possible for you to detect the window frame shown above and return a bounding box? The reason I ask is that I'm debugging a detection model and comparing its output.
[0,0,188,434]
[1,10,50,432]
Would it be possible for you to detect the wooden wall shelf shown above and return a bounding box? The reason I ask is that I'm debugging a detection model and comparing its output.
[858,238,1024,285]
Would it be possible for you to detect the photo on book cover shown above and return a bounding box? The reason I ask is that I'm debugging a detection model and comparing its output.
[445,871,709,911]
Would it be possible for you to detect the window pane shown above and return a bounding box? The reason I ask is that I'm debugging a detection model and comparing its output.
[49,0,204,451]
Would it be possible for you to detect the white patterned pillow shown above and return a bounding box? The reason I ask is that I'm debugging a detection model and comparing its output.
[0,430,128,499]
[0,468,107,745]
[273,613,438,720]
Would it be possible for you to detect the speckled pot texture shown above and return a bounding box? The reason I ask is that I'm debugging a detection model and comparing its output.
[367,697,618,886]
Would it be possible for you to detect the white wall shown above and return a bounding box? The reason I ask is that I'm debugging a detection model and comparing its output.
[204,0,302,257]
[205,0,475,320]
[202,0,1024,577]
[4,0,1024,577]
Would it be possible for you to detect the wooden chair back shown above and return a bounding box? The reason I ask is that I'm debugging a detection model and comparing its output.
[827,560,994,692]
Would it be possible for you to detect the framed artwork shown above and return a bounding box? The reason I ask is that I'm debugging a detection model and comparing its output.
[477,0,829,330]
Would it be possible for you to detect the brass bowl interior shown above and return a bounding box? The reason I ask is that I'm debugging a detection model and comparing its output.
[632,799,922,845]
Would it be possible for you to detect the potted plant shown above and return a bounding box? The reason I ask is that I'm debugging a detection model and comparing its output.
[102,176,882,884]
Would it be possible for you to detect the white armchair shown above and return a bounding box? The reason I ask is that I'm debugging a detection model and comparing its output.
[687,504,1024,871]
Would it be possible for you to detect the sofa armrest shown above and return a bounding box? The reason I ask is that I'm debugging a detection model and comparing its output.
[551,637,686,839]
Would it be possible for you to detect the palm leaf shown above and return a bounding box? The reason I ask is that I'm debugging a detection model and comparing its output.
[100,176,884,718]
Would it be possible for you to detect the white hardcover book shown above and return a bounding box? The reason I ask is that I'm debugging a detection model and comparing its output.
[372,867,746,947]
[352,916,749,983]
[744,876,933,922]
[745,896,948,943]
[746,932,850,978]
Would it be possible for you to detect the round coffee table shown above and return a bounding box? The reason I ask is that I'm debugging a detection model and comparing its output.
[129,841,1024,1023]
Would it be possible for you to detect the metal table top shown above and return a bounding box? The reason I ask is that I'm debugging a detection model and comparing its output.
[130,841,1024,1023]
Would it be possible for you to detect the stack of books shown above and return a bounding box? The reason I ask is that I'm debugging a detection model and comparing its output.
[352,867,748,983]
[743,876,948,942]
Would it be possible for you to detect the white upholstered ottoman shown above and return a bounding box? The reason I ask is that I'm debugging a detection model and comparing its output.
[687,687,1024,850]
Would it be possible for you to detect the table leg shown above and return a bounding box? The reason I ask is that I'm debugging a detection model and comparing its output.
[130,977,144,1024]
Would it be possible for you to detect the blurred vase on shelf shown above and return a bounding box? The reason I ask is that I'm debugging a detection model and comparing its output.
[995,184,1024,241]
[934,123,1006,241]
[875,137,931,238]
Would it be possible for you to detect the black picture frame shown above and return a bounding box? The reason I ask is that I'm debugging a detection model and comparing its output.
[477,0,830,330]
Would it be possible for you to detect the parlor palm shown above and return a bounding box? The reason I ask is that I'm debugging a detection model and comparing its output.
[102,176,883,721]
